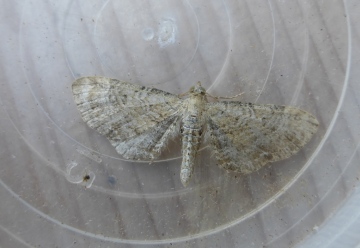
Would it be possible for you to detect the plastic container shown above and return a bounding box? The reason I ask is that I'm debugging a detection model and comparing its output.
[0,0,359,247]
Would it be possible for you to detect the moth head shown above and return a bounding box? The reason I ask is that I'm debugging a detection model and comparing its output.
[190,81,206,96]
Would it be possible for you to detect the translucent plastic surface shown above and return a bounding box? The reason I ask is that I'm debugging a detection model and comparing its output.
[0,0,359,247]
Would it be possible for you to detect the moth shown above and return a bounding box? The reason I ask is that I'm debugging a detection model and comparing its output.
[72,77,319,186]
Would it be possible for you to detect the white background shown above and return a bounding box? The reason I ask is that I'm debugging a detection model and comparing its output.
[0,0,359,247]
